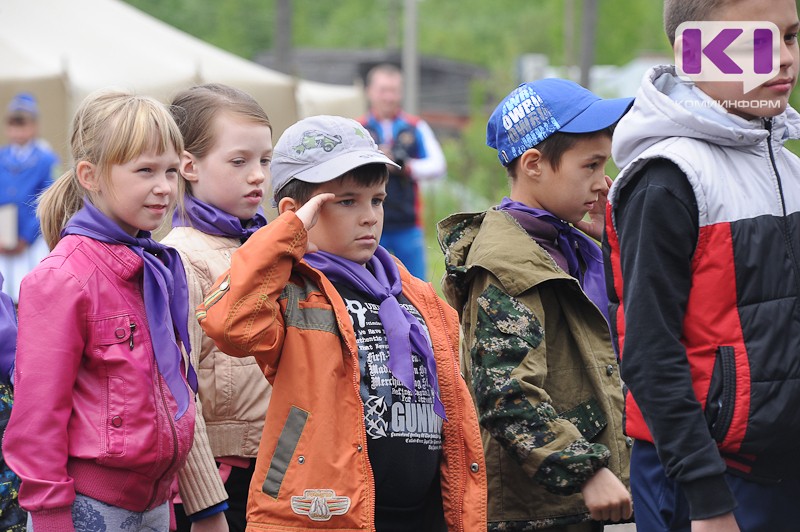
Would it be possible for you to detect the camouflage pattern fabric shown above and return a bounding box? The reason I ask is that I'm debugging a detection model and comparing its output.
[487,513,590,531]
[471,284,609,495]
[0,383,26,531]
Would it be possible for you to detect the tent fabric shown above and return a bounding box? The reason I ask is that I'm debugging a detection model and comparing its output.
[0,0,365,162]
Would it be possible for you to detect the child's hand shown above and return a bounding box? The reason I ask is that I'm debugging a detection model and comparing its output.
[575,175,612,242]
[580,467,633,522]
[295,193,335,254]
[190,510,229,532]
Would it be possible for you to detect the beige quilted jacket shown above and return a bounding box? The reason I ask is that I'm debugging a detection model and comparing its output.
[162,226,273,515]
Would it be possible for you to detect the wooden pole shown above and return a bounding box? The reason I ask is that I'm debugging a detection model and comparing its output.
[579,0,597,88]
[402,0,419,114]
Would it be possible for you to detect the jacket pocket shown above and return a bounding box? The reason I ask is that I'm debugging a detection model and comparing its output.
[262,406,309,499]
[106,376,127,455]
[559,398,608,442]
[281,280,339,335]
[90,314,134,357]
[89,314,135,457]
[705,346,736,443]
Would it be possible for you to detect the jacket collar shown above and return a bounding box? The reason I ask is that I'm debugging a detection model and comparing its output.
[438,209,573,311]
[66,234,143,282]
[613,64,800,170]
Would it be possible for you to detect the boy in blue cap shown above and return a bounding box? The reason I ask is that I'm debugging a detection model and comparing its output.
[438,79,633,531]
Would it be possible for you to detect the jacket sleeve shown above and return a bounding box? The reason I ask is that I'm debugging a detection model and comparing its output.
[197,211,307,371]
[174,247,228,516]
[461,270,609,495]
[3,268,88,532]
[611,159,735,519]
[0,280,16,383]
[407,120,447,182]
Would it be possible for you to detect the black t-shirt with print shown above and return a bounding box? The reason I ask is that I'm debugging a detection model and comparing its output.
[336,284,445,532]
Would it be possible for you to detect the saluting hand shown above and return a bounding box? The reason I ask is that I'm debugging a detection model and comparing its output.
[295,193,335,254]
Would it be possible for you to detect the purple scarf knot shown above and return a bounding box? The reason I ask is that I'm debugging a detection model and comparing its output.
[62,201,197,420]
[304,246,446,420]
[172,195,267,241]
[498,197,609,323]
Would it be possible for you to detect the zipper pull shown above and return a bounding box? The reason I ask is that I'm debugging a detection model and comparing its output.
[129,322,136,350]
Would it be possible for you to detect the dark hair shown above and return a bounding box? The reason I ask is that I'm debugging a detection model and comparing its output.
[663,0,736,45]
[365,63,403,87]
[506,128,614,178]
[275,163,389,206]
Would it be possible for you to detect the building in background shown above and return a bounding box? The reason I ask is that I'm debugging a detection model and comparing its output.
[256,49,489,139]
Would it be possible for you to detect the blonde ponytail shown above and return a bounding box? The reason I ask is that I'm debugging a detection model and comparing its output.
[36,169,85,250]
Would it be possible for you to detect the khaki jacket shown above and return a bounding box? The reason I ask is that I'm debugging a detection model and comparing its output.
[198,212,487,531]
[162,226,272,515]
[438,209,630,529]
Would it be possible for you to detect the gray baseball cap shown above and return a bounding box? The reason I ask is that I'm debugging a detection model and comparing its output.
[270,115,400,204]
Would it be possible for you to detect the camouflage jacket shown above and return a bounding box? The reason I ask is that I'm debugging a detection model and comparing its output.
[437,208,630,530]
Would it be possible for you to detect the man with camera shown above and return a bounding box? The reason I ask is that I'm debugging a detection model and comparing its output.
[359,63,447,280]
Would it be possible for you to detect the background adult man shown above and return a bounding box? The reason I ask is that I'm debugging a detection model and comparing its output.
[359,63,446,279]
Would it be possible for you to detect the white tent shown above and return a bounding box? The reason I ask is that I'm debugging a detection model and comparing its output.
[0,0,365,162]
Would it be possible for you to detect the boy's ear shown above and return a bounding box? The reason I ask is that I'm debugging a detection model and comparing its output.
[278,197,300,215]
[518,148,544,180]
[180,151,200,183]
[75,161,99,192]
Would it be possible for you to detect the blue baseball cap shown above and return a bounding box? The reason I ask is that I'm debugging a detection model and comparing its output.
[7,92,39,118]
[487,79,633,166]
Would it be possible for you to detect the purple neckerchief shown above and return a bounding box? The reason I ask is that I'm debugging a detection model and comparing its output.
[498,198,610,323]
[62,201,197,420]
[0,272,16,383]
[304,246,446,420]
[172,195,267,241]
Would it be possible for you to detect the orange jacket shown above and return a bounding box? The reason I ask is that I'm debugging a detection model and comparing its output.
[198,212,487,531]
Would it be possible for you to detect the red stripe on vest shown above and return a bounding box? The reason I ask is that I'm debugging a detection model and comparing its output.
[683,222,750,453]
[610,215,752,454]
[605,204,626,352]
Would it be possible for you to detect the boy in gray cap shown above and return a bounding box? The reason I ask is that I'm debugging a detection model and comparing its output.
[197,115,487,531]
[438,79,633,531]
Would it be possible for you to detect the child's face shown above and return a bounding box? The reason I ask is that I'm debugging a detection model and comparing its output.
[92,147,180,236]
[305,177,386,265]
[694,0,800,120]
[522,135,611,225]
[185,112,272,220]
[5,114,37,146]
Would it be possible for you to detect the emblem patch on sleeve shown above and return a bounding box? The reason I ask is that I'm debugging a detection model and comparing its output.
[291,489,351,521]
